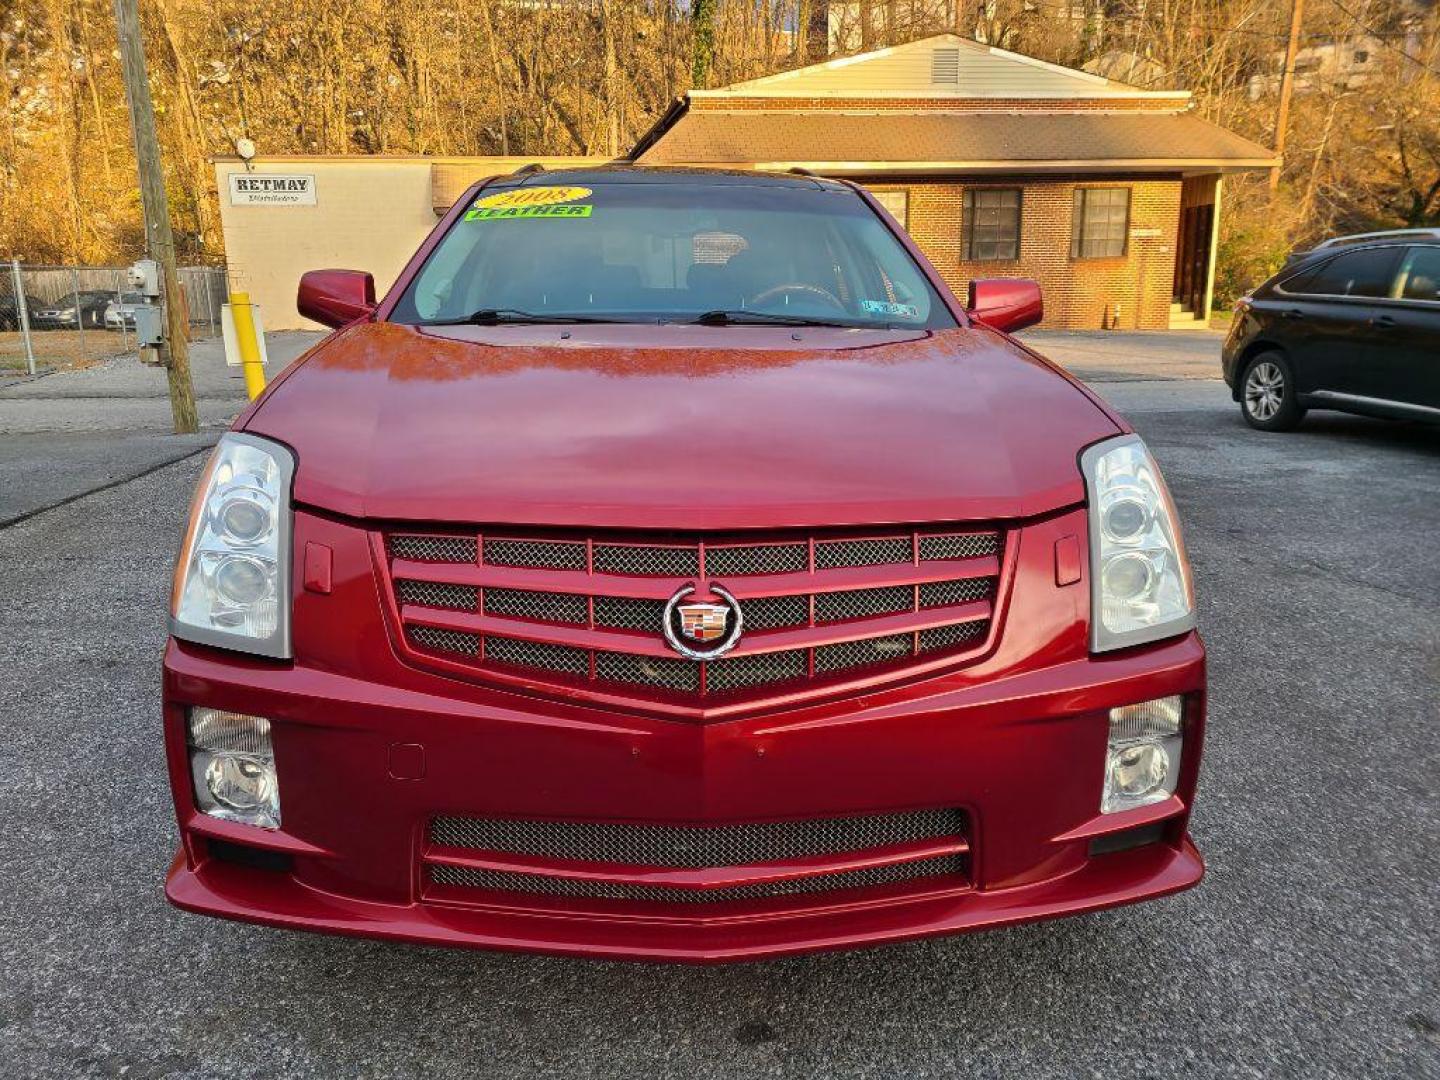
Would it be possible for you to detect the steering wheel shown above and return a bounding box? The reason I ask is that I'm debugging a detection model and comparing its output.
[747,283,847,313]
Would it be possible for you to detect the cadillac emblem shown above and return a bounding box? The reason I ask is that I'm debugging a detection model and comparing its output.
[662,585,744,660]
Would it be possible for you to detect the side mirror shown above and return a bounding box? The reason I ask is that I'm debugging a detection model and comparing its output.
[966,278,1043,334]
[297,269,376,329]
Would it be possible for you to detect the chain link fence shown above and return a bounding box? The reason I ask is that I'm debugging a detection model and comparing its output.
[1,262,229,376]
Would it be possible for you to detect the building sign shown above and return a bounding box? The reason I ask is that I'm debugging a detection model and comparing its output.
[229,174,316,206]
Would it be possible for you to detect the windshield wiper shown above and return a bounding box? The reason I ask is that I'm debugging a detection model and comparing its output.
[426,308,636,326]
[688,309,871,328]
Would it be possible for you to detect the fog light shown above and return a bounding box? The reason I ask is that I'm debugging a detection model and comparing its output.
[1102,695,1183,814]
[187,708,280,828]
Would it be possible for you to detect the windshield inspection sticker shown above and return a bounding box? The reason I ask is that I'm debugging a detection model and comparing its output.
[466,185,593,221]
[860,299,919,318]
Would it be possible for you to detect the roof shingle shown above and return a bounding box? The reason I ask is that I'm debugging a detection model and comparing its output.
[634,109,1277,170]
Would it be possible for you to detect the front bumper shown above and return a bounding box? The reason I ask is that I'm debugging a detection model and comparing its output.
[164,641,1205,963]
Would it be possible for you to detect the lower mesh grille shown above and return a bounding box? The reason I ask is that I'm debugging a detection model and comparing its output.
[432,807,965,866]
[426,808,970,906]
[429,855,963,903]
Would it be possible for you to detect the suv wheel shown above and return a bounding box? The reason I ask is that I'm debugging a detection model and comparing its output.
[1241,352,1305,431]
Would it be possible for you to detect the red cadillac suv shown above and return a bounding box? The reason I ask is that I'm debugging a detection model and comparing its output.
[164,168,1205,962]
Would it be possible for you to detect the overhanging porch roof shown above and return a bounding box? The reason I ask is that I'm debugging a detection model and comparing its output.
[631,107,1278,174]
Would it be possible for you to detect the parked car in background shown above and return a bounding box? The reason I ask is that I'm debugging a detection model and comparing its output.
[1224,230,1440,430]
[34,290,118,330]
[104,292,146,330]
[0,291,40,331]
[162,167,1206,962]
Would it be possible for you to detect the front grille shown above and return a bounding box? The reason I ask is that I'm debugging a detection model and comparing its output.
[816,537,913,569]
[386,527,1004,705]
[408,625,478,656]
[425,808,970,907]
[595,543,698,577]
[708,649,807,692]
[595,651,699,692]
[484,538,585,571]
[594,595,664,631]
[388,535,476,563]
[432,807,964,866]
[815,633,913,673]
[397,579,477,611]
[743,594,810,630]
[919,621,988,653]
[429,856,962,903]
[815,584,913,623]
[920,577,994,608]
[920,532,1000,560]
[484,588,587,624]
[706,543,808,576]
[486,636,589,677]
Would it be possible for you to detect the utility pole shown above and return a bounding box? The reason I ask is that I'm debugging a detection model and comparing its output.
[113,0,199,433]
[1271,0,1306,192]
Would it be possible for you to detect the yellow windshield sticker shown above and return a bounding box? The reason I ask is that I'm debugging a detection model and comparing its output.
[464,204,593,221]
[472,186,592,210]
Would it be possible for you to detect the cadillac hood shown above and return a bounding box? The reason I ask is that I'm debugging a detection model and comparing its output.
[243,321,1120,530]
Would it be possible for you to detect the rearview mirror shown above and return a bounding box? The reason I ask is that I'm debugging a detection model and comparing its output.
[297,270,376,329]
[966,278,1043,334]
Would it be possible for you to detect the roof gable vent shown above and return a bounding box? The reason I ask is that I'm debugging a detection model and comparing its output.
[931,47,961,85]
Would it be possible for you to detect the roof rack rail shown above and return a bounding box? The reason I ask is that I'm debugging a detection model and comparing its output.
[511,162,547,176]
[1313,227,1440,251]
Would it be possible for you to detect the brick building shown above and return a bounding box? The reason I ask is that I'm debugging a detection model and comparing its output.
[630,35,1278,330]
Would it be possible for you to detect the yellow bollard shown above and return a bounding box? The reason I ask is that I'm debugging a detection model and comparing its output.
[230,291,267,400]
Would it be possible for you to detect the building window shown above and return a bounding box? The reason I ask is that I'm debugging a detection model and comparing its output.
[1071,187,1130,258]
[962,188,1021,261]
[871,190,909,229]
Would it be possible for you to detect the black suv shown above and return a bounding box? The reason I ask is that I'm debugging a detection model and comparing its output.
[1222,230,1440,430]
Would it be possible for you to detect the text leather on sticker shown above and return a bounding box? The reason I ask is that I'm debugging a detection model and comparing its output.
[465,204,593,221]
[472,186,592,210]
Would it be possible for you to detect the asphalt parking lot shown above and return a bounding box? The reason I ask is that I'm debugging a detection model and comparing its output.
[1,331,1436,1079]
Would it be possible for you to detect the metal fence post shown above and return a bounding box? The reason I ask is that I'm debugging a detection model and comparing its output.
[11,259,35,375]
[72,266,85,355]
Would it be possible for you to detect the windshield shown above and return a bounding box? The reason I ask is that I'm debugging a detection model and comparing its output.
[389,179,957,330]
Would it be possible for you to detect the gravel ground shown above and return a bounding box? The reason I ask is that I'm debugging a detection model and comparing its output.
[0,337,1436,1079]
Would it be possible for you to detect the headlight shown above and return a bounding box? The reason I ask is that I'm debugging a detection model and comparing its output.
[1102,696,1184,813]
[171,433,294,657]
[188,708,280,828]
[1081,435,1195,652]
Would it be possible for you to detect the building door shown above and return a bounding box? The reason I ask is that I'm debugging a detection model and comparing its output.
[1173,177,1217,315]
